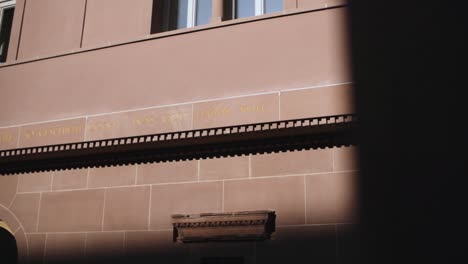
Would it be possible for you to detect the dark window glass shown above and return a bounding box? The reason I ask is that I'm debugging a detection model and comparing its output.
[0,7,14,63]
[236,0,254,18]
[152,0,212,33]
[151,0,187,33]
[151,0,175,33]
[196,0,212,26]
[222,0,234,21]
[264,0,283,14]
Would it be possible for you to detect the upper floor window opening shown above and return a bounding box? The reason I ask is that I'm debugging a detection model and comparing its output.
[223,0,283,21]
[0,0,15,63]
[151,0,212,34]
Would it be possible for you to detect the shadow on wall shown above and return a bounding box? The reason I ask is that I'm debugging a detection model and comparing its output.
[24,225,358,264]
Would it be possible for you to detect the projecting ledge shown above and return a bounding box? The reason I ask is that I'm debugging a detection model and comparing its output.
[172,210,276,243]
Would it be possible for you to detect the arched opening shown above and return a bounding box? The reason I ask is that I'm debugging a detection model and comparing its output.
[0,219,18,264]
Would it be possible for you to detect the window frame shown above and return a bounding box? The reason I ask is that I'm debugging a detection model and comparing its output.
[151,0,212,34]
[255,0,284,16]
[0,0,15,63]
[0,1,16,29]
[254,0,265,16]
[185,0,212,28]
[0,0,16,8]
[224,0,283,20]
[163,0,211,29]
[186,0,196,28]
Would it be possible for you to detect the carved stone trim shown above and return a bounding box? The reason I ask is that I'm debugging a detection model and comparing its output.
[172,210,276,243]
[0,114,357,175]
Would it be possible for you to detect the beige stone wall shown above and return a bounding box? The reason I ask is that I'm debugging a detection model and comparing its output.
[5,1,348,63]
[0,147,357,263]
[0,6,350,127]
[0,2,357,263]
[0,83,358,263]
[0,83,353,150]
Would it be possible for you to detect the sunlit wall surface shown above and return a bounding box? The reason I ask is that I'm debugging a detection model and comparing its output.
[0,1,356,263]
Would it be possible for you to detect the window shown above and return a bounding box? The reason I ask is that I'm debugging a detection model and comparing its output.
[223,0,283,21]
[0,0,15,63]
[151,0,212,34]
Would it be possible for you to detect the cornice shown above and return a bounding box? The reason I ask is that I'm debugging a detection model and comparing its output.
[0,114,357,175]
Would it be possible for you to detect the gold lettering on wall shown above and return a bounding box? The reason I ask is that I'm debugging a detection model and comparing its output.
[132,115,156,126]
[161,112,190,124]
[87,121,116,132]
[194,103,267,121]
[0,133,13,144]
[87,112,191,132]
[23,126,82,139]
[239,104,265,113]
[195,107,232,120]
[132,112,191,127]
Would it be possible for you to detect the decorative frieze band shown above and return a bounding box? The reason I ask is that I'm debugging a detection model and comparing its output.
[0,114,357,175]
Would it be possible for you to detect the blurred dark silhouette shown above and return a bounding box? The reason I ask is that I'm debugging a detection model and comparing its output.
[349,0,467,263]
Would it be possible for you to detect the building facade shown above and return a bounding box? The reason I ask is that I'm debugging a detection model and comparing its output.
[0,0,357,263]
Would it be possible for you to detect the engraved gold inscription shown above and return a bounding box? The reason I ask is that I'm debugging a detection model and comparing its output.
[88,112,191,132]
[87,121,116,131]
[240,104,265,113]
[0,133,13,144]
[161,112,190,124]
[133,112,191,126]
[24,126,82,139]
[194,103,267,120]
[195,107,232,120]
[132,115,156,126]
